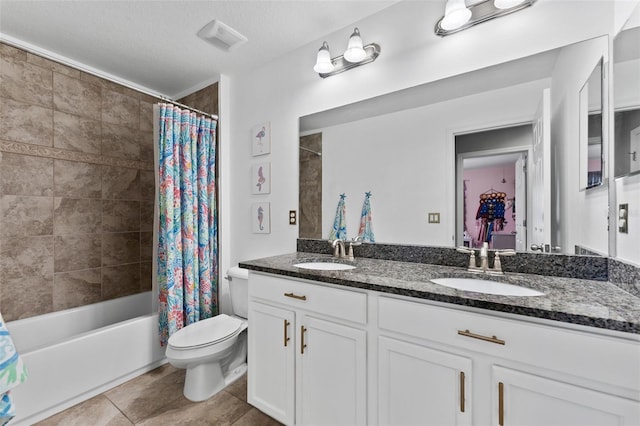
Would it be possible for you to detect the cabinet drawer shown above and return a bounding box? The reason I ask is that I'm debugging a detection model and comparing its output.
[249,273,367,324]
[378,296,640,392]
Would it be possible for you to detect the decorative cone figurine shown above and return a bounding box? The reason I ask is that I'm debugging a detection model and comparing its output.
[358,191,375,243]
[329,193,348,240]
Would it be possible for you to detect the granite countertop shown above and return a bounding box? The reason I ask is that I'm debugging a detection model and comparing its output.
[239,252,640,335]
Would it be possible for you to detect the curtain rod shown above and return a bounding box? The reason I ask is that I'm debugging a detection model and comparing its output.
[158,97,219,121]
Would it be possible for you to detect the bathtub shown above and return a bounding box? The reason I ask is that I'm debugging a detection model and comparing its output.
[6,292,166,425]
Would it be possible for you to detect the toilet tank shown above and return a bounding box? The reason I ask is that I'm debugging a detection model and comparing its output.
[227,266,249,319]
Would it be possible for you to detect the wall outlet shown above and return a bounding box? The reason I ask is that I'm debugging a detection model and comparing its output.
[428,212,441,224]
[618,204,628,234]
[289,210,297,225]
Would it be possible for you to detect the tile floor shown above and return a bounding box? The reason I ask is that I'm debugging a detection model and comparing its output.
[36,364,282,425]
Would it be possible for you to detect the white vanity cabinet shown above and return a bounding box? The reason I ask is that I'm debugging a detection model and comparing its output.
[247,273,368,426]
[377,296,640,426]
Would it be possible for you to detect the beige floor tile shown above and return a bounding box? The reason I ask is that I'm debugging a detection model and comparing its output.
[225,375,247,402]
[35,394,133,426]
[231,408,283,426]
[136,391,251,426]
[105,366,185,423]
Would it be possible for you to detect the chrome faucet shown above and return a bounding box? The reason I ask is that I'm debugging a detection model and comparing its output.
[456,244,516,275]
[331,239,346,259]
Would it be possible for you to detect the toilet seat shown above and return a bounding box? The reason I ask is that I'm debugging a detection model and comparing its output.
[168,314,242,350]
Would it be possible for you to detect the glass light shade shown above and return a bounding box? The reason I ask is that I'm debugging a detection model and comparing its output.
[494,0,526,9]
[313,42,334,73]
[344,28,366,63]
[441,0,472,31]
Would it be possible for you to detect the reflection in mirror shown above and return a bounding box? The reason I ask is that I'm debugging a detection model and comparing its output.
[299,37,609,256]
[579,58,604,189]
[614,26,640,178]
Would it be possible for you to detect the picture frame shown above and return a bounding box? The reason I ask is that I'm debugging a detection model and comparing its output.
[251,202,271,234]
[251,122,271,156]
[252,162,271,194]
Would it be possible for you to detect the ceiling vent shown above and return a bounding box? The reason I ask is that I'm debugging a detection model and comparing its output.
[197,20,248,52]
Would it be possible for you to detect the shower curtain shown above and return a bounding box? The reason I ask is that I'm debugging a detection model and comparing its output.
[156,103,218,346]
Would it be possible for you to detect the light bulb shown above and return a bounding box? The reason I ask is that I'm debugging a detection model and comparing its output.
[441,0,471,31]
[344,28,366,63]
[494,0,526,9]
[313,42,334,73]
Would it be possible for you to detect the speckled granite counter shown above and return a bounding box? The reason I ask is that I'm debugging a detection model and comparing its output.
[239,252,640,335]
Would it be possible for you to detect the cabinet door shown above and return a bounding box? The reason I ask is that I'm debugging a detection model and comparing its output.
[378,336,472,426]
[493,366,640,426]
[298,316,367,426]
[248,301,295,425]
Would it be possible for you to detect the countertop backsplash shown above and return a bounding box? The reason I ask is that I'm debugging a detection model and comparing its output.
[297,239,611,281]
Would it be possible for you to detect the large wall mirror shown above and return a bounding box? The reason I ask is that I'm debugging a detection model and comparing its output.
[613,26,640,178]
[299,36,610,256]
[579,58,604,190]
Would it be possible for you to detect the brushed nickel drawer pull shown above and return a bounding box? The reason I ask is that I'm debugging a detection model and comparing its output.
[284,292,307,301]
[458,329,505,345]
[460,371,465,413]
[301,326,307,354]
[498,381,505,426]
[283,320,290,347]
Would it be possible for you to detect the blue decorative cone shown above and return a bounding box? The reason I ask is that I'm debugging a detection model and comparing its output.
[358,191,375,243]
[329,194,348,240]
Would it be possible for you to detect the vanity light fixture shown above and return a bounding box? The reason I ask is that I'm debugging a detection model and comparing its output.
[313,27,380,78]
[435,0,536,37]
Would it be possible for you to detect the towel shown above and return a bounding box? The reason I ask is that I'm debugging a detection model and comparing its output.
[0,312,28,425]
[358,191,375,243]
[329,193,348,240]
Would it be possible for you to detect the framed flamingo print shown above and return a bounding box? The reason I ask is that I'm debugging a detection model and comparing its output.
[251,122,271,156]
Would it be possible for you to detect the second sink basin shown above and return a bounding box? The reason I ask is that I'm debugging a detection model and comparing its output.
[294,262,356,271]
[431,277,544,297]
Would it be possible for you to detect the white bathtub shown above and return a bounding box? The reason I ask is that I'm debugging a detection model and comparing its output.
[6,292,166,425]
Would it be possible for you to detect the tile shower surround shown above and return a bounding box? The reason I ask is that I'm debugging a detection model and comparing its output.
[0,42,160,321]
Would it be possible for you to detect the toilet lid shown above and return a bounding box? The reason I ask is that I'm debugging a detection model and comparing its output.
[168,314,242,349]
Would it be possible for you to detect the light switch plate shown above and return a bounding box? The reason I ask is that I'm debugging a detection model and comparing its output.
[428,212,441,224]
[618,203,628,233]
[289,210,297,225]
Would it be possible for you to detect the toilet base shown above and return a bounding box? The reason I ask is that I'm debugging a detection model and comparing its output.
[183,361,248,402]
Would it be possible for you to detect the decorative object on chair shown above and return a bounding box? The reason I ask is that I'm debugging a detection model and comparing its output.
[313,28,380,78]
[435,0,536,37]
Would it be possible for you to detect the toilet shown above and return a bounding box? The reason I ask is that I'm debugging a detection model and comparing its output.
[165,266,249,402]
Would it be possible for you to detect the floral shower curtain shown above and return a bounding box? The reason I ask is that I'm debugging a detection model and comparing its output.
[157,104,218,346]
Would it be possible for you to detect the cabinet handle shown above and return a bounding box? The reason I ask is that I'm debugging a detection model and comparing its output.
[458,329,505,345]
[498,382,504,426]
[284,292,307,301]
[283,320,290,347]
[301,326,307,354]
[460,371,465,413]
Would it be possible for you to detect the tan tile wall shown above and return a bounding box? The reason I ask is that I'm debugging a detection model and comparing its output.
[0,42,160,321]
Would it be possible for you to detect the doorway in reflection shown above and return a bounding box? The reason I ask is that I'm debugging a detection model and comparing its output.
[456,125,531,252]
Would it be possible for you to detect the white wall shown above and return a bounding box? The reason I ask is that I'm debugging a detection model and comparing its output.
[616,174,640,263]
[314,80,546,246]
[224,1,627,270]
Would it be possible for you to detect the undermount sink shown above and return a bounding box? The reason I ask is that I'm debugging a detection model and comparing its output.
[431,277,544,297]
[294,262,356,271]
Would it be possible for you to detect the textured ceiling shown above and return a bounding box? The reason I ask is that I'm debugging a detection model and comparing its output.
[0,0,400,97]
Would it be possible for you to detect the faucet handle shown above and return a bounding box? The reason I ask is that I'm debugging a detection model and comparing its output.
[351,236,363,246]
[495,249,516,256]
[456,246,474,254]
